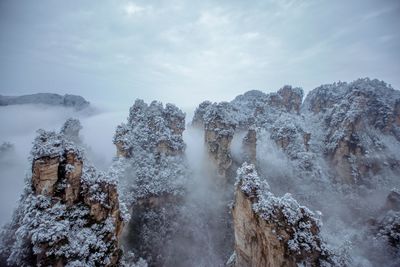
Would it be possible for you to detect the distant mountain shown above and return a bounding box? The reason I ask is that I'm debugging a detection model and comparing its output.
[0,93,90,110]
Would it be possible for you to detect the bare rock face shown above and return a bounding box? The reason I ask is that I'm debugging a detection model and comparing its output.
[192,102,238,180]
[0,128,125,267]
[111,99,188,266]
[32,156,61,196]
[232,163,333,267]
[276,85,303,114]
[203,103,237,178]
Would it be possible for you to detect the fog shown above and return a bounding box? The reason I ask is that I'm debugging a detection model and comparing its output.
[1,102,399,266]
[161,126,234,266]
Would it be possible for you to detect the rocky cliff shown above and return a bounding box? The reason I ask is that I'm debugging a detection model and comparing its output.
[192,86,304,181]
[232,163,334,267]
[0,122,125,266]
[192,77,400,266]
[111,99,188,266]
[0,93,90,110]
[1,78,399,266]
[193,78,400,189]
[302,78,400,185]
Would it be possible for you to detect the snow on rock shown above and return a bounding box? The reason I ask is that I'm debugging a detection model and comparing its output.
[0,121,125,267]
[111,99,188,266]
[60,118,83,144]
[192,85,305,181]
[232,163,337,267]
[111,99,187,204]
[303,78,400,185]
[192,77,400,191]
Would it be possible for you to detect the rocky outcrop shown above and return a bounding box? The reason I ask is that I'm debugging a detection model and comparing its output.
[60,118,82,143]
[113,99,186,158]
[190,77,400,192]
[192,102,238,180]
[112,99,188,266]
[0,93,90,110]
[192,100,212,128]
[203,103,237,179]
[303,78,400,185]
[232,163,333,267]
[193,86,305,181]
[274,85,303,114]
[0,126,125,267]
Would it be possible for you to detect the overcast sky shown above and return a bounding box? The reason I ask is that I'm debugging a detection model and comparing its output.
[0,0,399,111]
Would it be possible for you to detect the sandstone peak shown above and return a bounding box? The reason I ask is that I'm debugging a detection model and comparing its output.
[232,163,335,267]
[0,122,125,267]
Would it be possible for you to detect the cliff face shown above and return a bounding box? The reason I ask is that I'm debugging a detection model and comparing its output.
[303,78,400,185]
[192,78,400,265]
[111,99,188,265]
[192,86,304,182]
[1,78,399,266]
[203,103,237,179]
[232,163,333,267]
[0,93,90,110]
[193,78,400,188]
[0,125,125,266]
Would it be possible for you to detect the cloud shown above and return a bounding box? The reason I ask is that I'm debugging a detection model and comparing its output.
[0,0,399,110]
[123,2,146,16]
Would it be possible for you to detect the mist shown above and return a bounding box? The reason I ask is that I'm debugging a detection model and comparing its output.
[254,129,400,266]
[161,126,234,266]
[1,93,400,266]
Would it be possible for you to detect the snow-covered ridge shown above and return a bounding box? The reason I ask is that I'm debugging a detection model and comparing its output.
[0,93,90,110]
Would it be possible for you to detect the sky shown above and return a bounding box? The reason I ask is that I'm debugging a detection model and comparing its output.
[0,0,399,111]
